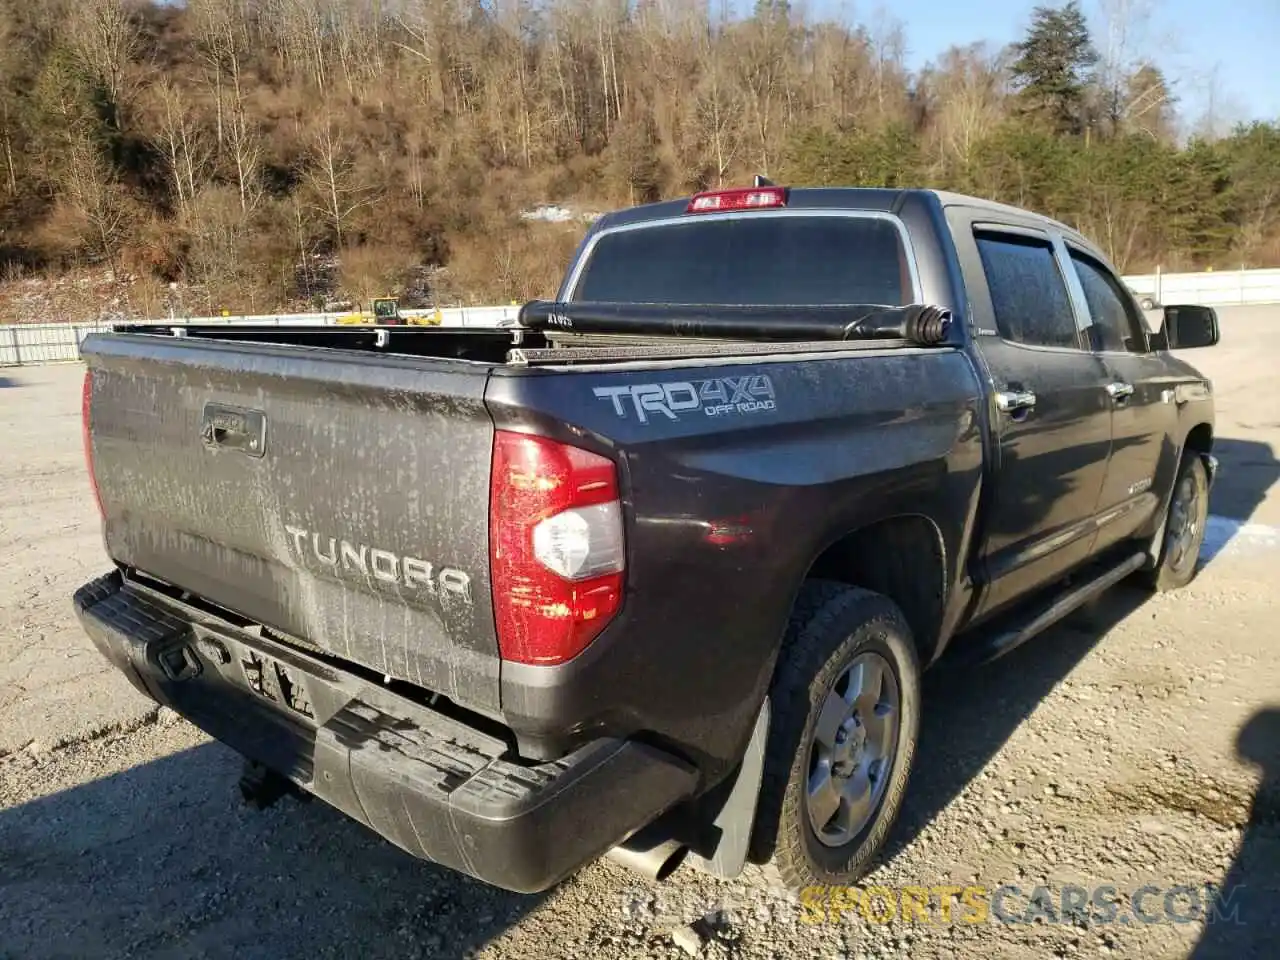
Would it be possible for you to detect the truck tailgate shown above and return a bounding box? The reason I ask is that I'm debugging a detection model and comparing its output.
[81,334,502,715]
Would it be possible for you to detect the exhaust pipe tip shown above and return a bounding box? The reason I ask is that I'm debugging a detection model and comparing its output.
[605,834,689,882]
[652,843,689,882]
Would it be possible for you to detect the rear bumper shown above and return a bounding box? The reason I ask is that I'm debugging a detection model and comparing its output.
[73,570,697,893]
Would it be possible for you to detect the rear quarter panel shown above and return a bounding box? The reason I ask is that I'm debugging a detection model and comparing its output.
[487,347,984,776]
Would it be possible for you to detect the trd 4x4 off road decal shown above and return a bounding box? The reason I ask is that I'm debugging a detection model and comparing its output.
[593,375,777,424]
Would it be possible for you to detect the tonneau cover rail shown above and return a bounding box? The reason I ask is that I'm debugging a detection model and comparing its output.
[518,300,955,345]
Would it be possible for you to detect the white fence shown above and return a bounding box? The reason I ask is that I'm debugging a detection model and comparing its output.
[1124,268,1280,307]
[0,305,520,366]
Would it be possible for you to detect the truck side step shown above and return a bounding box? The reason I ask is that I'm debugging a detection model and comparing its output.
[969,551,1147,664]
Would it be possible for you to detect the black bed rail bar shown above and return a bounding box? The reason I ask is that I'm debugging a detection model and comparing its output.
[517,301,953,346]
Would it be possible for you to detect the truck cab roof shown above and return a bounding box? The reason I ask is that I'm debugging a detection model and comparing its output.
[594,186,1104,263]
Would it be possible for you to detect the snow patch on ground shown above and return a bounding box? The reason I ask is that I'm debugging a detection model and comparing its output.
[1202,514,1280,561]
[520,204,601,224]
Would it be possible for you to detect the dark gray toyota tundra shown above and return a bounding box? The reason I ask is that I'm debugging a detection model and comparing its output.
[74,185,1220,893]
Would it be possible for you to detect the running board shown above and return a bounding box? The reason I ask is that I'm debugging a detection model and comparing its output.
[970,551,1147,664]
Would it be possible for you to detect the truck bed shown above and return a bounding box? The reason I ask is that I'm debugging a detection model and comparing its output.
[83,316,981,767]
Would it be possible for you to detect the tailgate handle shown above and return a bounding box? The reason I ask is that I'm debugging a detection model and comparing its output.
[201,403,267,458]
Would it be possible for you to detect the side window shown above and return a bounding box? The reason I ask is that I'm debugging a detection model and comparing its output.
[974,231,1080,349]
[1069,250,1147,353]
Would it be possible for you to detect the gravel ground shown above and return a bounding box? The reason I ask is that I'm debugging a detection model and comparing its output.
[2,309,1279,960]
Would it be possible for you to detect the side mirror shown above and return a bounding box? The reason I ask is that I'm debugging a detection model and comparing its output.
[1156,305,1219,350]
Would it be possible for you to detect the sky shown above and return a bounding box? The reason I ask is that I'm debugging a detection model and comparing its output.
[825,0,1280,128]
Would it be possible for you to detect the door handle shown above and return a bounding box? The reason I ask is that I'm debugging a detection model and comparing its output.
[995,390,1037,413]
[201,403,267,458]
[1106,381,1135,400]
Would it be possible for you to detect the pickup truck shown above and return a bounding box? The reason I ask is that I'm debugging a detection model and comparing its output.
[74,185,1220,894]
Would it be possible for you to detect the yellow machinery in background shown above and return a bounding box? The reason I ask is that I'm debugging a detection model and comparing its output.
[404,300,444,326]
[372,298,401,323]
[335,298,442,326]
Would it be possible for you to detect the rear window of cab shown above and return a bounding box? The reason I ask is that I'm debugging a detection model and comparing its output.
[571,215,914,307]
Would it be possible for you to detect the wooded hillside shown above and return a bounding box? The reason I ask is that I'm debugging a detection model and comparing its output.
[0,0,1277,315]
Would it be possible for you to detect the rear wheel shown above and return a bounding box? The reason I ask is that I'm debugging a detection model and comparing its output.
[1143,455,1209,592]
[749,582,920,889]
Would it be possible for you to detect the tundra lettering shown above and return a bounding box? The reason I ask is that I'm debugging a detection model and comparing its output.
[283,524,472,602]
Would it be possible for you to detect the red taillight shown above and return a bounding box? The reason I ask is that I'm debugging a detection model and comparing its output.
[81,370,104,518]
[687,186,787,213]
[490,431,625,666]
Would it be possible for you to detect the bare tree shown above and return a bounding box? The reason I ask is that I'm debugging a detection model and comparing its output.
[146,81,212,215]
[303,119,379,247]
[226,99,262,215]
[62,136,133,272]
[1123,63,1176,141]
[68,0,140,130]
[541,14,584,150]
[404,129,428,211]
[481,0,542,166]
[925,44,1006,176]
[1095,0,1170,137]
[393,0,454,110]
[0,11,25,195]
[336,0,389,95]
[186,0,261,209]
[188,0,243,148]
[866,9,909,125]
[732,11,794,174]
[0,99,16,196]
[184,185,253,313]
[259,0,334,92]
[804,23,876,130]
[693,17,743,185]
[1188,62,1246,142]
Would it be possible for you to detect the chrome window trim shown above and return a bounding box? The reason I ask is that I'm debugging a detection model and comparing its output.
[1058,239,1153,356]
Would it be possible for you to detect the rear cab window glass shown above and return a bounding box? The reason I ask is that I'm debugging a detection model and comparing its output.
[1069,249,1147,353]
[974,231,1080,349]
[571,215,912,306]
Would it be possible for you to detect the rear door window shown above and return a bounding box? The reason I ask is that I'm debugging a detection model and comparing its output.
[974,231,1081,350]
[572,215,913,306]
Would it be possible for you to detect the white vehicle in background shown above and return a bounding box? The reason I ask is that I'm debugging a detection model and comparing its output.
[1128,285,1160,310]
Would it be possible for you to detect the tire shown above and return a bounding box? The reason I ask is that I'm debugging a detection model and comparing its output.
[748,581,921,890]
[1142,455,1210,592]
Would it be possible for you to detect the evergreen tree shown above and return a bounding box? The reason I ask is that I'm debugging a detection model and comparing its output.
[780,125,921,189]
[1161,139,1234,266]
[1010,1,1099,136]
[1220,122,1280,263]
